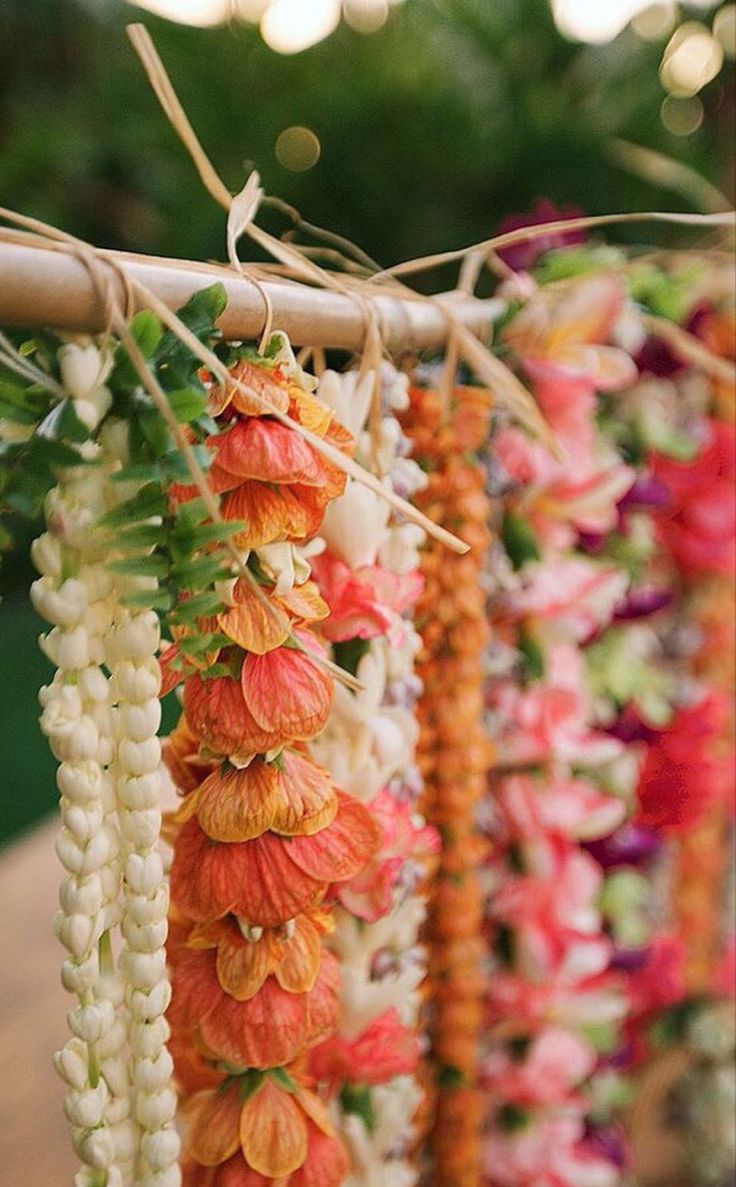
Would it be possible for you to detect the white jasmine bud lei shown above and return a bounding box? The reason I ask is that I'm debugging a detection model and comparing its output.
[34,340,125,1187]
[107,604,180,1187]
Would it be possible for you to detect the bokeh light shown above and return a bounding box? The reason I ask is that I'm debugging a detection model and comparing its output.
[660,93,705,135]
[275,125,322,171]
[343,0,391,34]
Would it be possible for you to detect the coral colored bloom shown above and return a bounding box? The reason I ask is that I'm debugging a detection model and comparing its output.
[311,551,423,643]
[184,633,334,757]
[209,417,326,492]
[186,1069,341,1181]
[511,557,628,641]
[170,947,340,1069]
[187,910,329,999]
[310,1007,420,1089]
[181,751,337,842]
[217,578,290,655]
[170,791,381,926]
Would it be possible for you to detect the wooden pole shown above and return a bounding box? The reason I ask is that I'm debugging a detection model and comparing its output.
[0,239,503,351]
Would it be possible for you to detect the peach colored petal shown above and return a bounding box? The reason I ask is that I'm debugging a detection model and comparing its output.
[241,640,333,739]
[209,360,290,418]
[195,760,281,842]
[271,751,337,837]
[216,1155,272,1187]
[185,1084,242,1167]
[277,581,330,624]
[214,418,325,487]
[222,482,313,550]
[285,792,381,883]
[239,1079,308,1178]
[303,950,340,1044]
[270,915,322,994]
[215,919,272,1001]
[293,1087,334,1137]
[288,386,333,436]
[234,831,328,926]
[218,579,290,655]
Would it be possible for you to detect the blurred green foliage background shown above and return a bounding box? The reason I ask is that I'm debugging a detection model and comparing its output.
[0,0,733,843]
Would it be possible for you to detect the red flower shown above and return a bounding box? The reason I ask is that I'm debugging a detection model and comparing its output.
[652,418,736,577]
[635,691,731,832]
[309,1007,420,1090]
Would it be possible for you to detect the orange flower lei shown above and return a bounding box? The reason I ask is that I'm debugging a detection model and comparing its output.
[402,384,493,1187]
[162,357,381,1186]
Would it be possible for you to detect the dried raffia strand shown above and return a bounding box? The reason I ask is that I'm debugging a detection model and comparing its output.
[31,352,127,1187]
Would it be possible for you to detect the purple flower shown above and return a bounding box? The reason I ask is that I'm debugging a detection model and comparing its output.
[614,586,672,620]
[618,474,671,512]
[585,823,661,869]
[583,1123,630,1169]
[495,199,586,271]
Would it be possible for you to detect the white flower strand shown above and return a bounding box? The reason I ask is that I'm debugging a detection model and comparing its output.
[33,446,127,1187]
[314,364,429,1187]
[107,605,180,1187]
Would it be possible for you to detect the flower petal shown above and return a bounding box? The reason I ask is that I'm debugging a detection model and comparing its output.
[277,581,330,624]
[218,580,290,655]
[239,1079,308,1178]
[200,976,309,1068]
[184,672,284,757]
[195,760,281,842]
[214,418,325,486]
[170,819,243,921]
[222,482,314,550]
[271,914,322,994]
[288,1126,350,1187]
[241,638,333,739]
[169,948,223,1031]
[215,918,272,1000]
[285,792,381,883]
[185,1084,242,1167]
[271,751,338,836]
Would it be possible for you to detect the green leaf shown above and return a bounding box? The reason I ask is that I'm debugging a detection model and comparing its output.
[130,309,163,358]
[114,523,167,550]
[167,387,208,423]
[0,378,50,425]
[108,554,169,578]
[169,590,224,624]
[110,461,163,485]
[339,1084,375,1133]
[177,631,230,658]
[176,283,227,334]
[171,553,228,589]
[502,510,540,570]
[121,589,174,610]
[98,483,167,528]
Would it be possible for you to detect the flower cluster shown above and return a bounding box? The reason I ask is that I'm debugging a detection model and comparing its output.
[307,364,439,1187]
[162,347,381,1186]
[402,384,493,1187]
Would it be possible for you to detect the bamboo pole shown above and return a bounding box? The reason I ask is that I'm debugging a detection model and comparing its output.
[0,238,503,351]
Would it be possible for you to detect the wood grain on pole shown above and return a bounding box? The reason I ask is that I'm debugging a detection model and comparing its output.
[0,240,501,351]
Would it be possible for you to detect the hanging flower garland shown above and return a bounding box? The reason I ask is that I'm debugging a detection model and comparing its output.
[304,362,439,1187]
[401,381,494,1187]
[481,250,735,1186]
